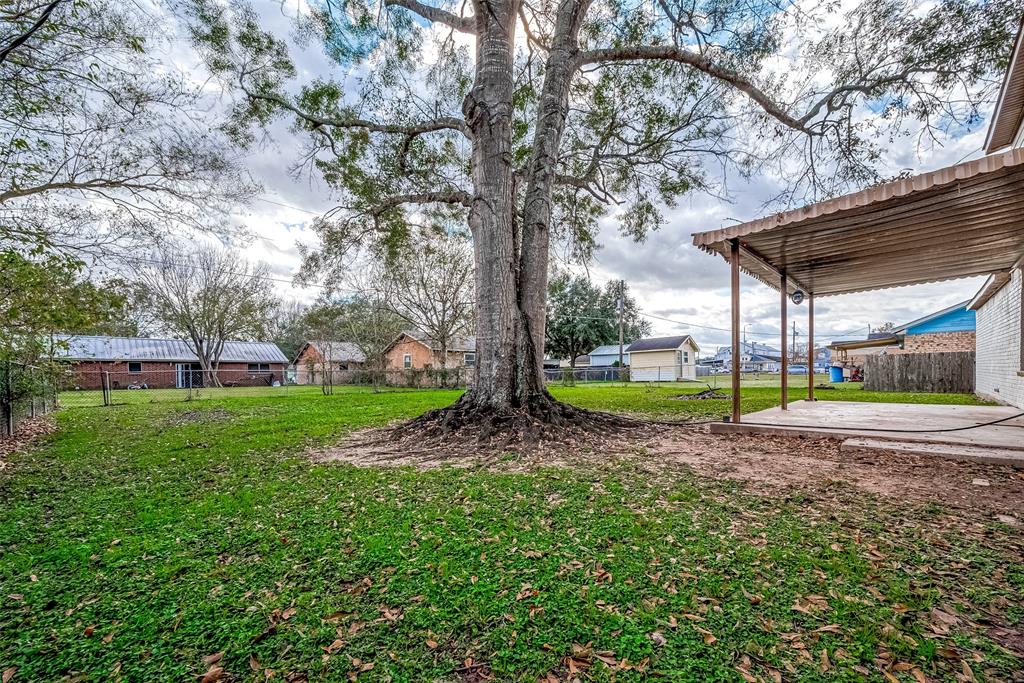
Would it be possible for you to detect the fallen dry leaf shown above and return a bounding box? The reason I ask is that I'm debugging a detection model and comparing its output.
[2,667,15,683]
[200,666,224,683]
[734,667,757,682]
[694,626,717,645]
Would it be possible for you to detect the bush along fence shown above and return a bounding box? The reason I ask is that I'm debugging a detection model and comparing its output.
[0,362,58,439]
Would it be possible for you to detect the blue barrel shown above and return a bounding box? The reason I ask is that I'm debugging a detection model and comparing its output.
[829,366,844,383]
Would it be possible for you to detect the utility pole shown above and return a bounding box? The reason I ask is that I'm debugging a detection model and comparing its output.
[617,280,625,381]
[792,320,798,358]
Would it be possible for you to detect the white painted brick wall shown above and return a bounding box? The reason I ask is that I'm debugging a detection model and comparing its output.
[975,268,1024,408]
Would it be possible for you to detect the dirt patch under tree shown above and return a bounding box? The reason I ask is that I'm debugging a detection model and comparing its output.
[318,424,1024,525]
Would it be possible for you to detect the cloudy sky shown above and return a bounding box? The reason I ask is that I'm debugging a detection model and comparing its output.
[169,1,993,353]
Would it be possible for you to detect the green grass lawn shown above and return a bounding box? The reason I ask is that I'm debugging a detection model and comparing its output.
[1,386,1018,682]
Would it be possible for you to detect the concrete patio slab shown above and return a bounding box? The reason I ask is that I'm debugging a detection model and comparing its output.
[711,400,1024,452]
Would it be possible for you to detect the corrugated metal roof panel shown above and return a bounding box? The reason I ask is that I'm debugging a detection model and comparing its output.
[589,344,629,356]
[401,331,476,352]
[690,148,1024,297]
[306,342,366,363]
[54,336,288,363]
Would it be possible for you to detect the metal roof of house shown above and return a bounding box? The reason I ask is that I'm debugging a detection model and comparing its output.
[55,335,288,363]
[827,334,901,351]
[626,335,698,352]
[691,147,1024,297]
[295,341,365,364]
[985,20,1024,153]
[892,300,971,334]
[399,331,476,352]
[589,344,630,356]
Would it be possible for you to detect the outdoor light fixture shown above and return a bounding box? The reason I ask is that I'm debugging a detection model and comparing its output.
[791,290,806,305]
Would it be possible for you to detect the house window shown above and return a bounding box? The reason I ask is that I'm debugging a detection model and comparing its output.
[682,351,689,364]
[128,362,142,373]
[464,352,476,367]
[403,354,412,369]
[247,363,271,373]
[676,350,683,367]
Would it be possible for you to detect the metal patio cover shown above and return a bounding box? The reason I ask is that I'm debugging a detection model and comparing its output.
[691,147,1024,296]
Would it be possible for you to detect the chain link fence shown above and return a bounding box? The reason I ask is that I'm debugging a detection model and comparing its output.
[543,365,710,384]
[1,362,58,439]
[57,366,477,408]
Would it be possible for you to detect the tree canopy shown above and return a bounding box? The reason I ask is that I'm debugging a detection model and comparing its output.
[0,250,126,364]
[0,0,256,256]
[138,245,277,378]
[546,274,650,366]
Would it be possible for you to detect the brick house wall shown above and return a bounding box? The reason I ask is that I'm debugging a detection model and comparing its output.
[902,330,976,353]
[975,268,1024,408]
[384,336,475,372]
[385,337,435,370]
[65,360,285,390]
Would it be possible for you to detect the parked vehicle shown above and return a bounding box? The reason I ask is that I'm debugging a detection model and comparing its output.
[787,365,809,374]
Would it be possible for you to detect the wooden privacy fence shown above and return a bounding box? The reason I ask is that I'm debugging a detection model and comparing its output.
[864,351,975,393]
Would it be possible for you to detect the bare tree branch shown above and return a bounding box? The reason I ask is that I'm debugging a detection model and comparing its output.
[370,190,474,213]
[576,46,813,133]
[383,0,476,33]
[0,0,65,64]
[239,84,472,139]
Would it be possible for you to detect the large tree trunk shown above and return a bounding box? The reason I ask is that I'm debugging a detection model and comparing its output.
[399,0,633,444]
[517,0,592,397]
[462,0,520,410]
[458,0,590,415]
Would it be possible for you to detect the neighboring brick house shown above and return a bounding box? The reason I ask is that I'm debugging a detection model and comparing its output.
[55,335,288,389]
[292,341,365,385]
[828,302,975,379]
[892,301,976,353]
[970,269,1024,408]
[383,332,476,370]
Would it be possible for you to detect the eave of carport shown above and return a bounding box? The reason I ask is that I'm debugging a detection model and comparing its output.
[692,147,1024,298]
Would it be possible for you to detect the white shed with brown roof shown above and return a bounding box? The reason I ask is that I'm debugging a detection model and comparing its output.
[626,336,700,382]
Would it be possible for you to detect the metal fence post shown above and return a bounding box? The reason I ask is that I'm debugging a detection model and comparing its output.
[102,370,111,406]
[4,363,13,437]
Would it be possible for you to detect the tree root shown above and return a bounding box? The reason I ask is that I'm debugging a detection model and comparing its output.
[393,390,641,447]
[329,391,649,463]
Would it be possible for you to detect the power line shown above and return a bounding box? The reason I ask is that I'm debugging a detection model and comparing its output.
[254,196,328,215]
[100,255,339,293]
